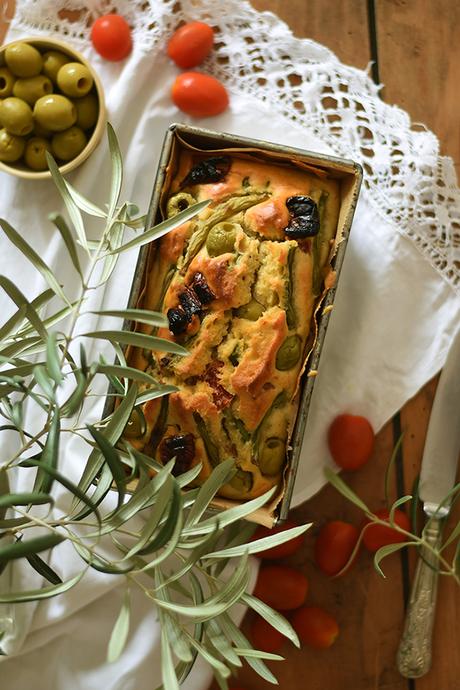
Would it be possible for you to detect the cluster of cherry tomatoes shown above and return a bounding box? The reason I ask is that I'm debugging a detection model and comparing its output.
[89,14,228,118]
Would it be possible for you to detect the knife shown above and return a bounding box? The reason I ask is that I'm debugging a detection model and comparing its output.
[397,327,460,678]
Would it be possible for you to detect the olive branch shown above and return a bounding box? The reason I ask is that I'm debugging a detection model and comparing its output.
[0,124,311,688]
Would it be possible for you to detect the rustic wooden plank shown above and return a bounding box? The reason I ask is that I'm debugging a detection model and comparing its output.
[377,2,460,688]
[249,0,371,69]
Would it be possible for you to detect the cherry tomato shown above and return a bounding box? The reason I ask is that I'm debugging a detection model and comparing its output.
[362,508,411,552]
[167,21,214,69]
[252,519,305,560]
[314,520,359,576]
[250,615,286,653]
[328,413,375,470]
[291,606,339,649]
[253,565,308,611]
[171,72,229,118]
[91,14,132,62]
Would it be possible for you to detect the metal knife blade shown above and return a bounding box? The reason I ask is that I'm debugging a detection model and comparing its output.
[419,327,460,516]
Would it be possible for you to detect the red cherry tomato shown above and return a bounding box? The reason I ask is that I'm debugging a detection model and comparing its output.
[291,606,339,649]
[362,508,411,552]
[252,519,305,560]
[91,14,132,62]
[314,520,359,576]
[328,413,375,470]
[250,615,286,653]
[167,21,214,69]
[171,72,229,118]
[253,565,308,611]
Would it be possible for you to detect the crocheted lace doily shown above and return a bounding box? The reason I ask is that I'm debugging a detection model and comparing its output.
[7,0,460,293]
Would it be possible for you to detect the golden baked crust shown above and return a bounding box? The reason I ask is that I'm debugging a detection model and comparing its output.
[127,150,340,500]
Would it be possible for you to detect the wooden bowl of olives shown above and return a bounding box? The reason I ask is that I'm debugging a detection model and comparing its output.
[0,37,106,179]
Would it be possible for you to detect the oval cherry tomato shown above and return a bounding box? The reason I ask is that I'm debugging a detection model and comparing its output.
[362,508,411,552]
[171,72,229,118]
[167,21,214,69]
[250,615,286,653]
[252,519,305,560]
[253,565,308,611]
[314,520,359,576]
[91,14,132,62]
[328,413,375,470]
[291,606,339,649]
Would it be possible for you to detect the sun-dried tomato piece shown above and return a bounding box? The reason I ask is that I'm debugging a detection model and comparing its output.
[180,156,231,187]
[159,433,195,476]
[284,195,320,239]
[203,361,234,410]
[167,306,188,335]
[190,272,215,304]
[179,287,202,320]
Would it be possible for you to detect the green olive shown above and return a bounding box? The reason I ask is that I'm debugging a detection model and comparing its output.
[235,298,265,321]
[41,50,70,83]
[57,62,94,97]
[0,67,15,98]
[259,437,285,476]
[228,469,254,493]
[13,75,53,106]
[124,408,146,439]
[51,126,87,161]
[4,42,42,78]
[275,334,302,371]
[34,94,77,132]
[166,192,196,218]
[0,97,33,135]
[24,137,51,171]
[206,221,238,257]
[74,93,98,130]
[0,128,25,162]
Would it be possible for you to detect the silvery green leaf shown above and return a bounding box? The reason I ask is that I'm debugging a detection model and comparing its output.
[138,483,183,560]
[107,589,130,663]
[135,385,178,406]
[26,552,63,585]
[49,213,83,279]
[73,542,134,575]
[123,475,173,559]
[107,123,123,222]
[33,409,60,494]
[324,467,370,513]
[108,199,210,256]
[33,365,55,400]
[155,569,193,663]
[0,304,27,342]
[185,459,236,528]
[82,330,188,357]
[99,221,124,284]
[0,221,70,305]
[161,627,180,690]
[0,336,42,359]
[175,463,202,489]
[206,618,242,667]
[64,181,107,218]
[0,533,64,563]
[182,487,277,537]
[187,636,230,678]
[11,401,23,430]
[0,492,53,509]
[46,152,89,253]
[46,332,63,386]
[20,458,101,525]
[88,425,126,508]
[75,384,137,498]
[241,593,299,647]
[0,275,47,340]
[373,541,415,578]
[61,370,87,417]
[96,363,159,386]
[18,303,76,339]
[0,469,9,520]
[233,648,284,661]
[91,309,168,328]
[389,496,412,524]
[217,614,278,684]
[0,569,84,603]
[204,524,311,559]
[161,527,220,587]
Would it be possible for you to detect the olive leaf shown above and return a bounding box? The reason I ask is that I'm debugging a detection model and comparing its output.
[107,589,131,663]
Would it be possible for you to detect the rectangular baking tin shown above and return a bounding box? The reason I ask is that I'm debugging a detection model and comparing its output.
[106,123,362,527]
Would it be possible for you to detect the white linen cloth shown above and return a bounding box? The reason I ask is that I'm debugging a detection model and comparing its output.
[0,1,459,689]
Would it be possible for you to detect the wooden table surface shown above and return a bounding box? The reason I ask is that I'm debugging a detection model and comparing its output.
[1,2,458,690]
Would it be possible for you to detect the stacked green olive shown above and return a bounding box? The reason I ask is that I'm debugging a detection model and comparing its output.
[0,41,100,171]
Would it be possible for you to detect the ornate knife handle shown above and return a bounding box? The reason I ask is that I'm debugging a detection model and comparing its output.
[397,517,444,678]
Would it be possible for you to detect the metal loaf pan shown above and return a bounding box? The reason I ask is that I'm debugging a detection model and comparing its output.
[108,123,362,527]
